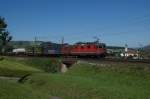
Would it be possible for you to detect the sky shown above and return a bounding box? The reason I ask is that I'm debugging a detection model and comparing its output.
[0,0,150,47]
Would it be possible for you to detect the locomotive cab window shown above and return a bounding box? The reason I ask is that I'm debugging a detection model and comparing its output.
[99,46,102,48]
[103,45,106,48]
[96,45,102,48]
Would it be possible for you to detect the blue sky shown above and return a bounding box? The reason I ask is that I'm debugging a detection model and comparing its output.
[0,0,150,47]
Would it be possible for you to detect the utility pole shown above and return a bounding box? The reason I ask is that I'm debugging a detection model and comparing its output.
[33,35,47,55]
[124,44,128,59]
[34,36,38,55]
[138,42,143,59]
[61,37,64,45]
[34,36,37,43]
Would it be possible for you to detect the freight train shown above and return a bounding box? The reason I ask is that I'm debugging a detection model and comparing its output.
[12,41,107,58]
[40,41,106,57]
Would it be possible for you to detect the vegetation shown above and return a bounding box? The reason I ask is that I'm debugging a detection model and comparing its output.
[6,57,61,73]
[0,57,60,77]
[0,58,42,77]
[0,57,150,99]
[0,17,12,54]
[0,79,49,99]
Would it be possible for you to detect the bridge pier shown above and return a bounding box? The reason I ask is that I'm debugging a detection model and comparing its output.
[61,58,77,73]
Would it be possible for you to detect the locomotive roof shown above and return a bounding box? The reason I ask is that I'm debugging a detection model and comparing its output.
[75,42,105,45]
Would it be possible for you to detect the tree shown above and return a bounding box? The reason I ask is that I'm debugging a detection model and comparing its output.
[0,16,12,54]
[0,17,7,29]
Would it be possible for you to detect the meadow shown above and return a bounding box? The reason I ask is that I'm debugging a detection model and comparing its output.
[0,57,150,99]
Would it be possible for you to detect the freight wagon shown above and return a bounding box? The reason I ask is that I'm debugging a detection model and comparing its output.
[41,42,61,56]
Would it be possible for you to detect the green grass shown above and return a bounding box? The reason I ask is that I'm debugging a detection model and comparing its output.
[0,79,49,99]
[0,59,42,77]
[22,62,150,99]
[0,57,150,99]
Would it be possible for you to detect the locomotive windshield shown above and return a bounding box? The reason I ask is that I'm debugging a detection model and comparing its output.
[96,43,106,48]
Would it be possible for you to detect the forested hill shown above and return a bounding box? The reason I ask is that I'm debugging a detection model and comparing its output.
[143,45,150,50]
[10,41,43,48]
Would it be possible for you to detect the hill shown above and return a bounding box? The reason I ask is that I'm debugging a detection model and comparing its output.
[10,41,43,48]
[143,45,150,50]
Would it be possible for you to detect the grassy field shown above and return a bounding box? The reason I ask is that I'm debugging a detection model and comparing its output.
[0,58,42,77]
[0,57,150,99]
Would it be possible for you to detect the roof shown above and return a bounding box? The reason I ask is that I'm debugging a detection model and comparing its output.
[75,42,105,45]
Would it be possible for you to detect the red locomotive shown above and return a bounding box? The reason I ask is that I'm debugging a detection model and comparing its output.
[61,42,106,57]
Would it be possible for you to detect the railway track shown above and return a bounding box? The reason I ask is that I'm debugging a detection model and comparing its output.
[2,55,150,64]
[79,58,150,64]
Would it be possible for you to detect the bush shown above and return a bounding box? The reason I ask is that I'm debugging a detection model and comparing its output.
[0,57,4,61]
[41,58,61,73]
